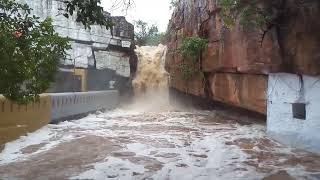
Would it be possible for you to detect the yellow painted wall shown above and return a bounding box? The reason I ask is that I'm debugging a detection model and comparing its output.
[0,95,51,145]
[74,69,87,92]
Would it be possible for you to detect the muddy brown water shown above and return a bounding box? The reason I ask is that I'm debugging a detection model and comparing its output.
[0,109,319,180]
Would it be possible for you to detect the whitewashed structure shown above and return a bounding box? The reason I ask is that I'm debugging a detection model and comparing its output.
[21,0,133,78]
[267,73,320,153]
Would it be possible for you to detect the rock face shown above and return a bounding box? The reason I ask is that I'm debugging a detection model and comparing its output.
[166,0,320,154]
[209,73,267,114]
[279,0,320,75]
[166,0,320,114]
[23,0,134,78]
[170,74,205,97]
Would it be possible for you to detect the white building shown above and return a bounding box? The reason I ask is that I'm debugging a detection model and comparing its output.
[267,73,320,154]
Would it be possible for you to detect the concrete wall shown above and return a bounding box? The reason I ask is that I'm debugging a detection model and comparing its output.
[86,69,117,91]
[0,91,119,144]
[47,70,82,93]
[74,69,88,92]
[49,67,130,93]
[26,0,133,95]
[95,50,131,78]
[50,91,118,122]
[22,0,133,48]
[267,73,320,154]
[0,95,51,144]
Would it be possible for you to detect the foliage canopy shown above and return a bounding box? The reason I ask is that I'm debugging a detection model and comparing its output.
[63,0,114,29]
[0,0,135,103]
[0,0,70,103]
[134,20,166,46]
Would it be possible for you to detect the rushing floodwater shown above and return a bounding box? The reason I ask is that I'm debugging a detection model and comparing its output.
[132,45,168,95]
[131,45,172,112]
[0,108,319,179]
[1,45,319,179]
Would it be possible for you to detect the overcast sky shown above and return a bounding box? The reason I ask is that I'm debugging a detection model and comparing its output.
[101,0,172,32]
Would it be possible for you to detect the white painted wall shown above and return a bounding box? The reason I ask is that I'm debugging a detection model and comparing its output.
[267,73,320,154]
[22,0,113,44]
[50,90,119,123]
[62,42,93,68]
[95,51,130,77]
[21,0,132,78]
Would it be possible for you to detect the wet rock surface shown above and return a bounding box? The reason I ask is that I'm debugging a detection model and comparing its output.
[0,109,319,179]
[209,73,268,114]
[166,0,320,114]
[167,0,320,75]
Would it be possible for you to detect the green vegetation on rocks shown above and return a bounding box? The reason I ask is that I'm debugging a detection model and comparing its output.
[180,37,208,63]
[217,0,276,28]
[177,37,208,80]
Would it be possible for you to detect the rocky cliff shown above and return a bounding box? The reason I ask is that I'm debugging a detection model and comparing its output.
[166,0,320,114]
[23,0,134,78]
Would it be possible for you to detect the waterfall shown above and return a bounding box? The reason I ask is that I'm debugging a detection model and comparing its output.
[130,44,171,111]
[133,44,169,94]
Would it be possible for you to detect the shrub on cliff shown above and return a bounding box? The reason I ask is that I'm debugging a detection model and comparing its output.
[180,37,208,63]
[218,0,276,28]
[217,0,282,45]
[177,37,208,80]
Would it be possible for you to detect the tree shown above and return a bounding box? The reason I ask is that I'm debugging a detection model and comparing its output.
[0,0,70,103]
[134,20,148,45]
[63,0,113,29]
[134,20,166,46]
[63,0,135,29]
[0,0,135,103]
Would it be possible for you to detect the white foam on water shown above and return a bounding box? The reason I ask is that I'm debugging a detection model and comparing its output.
[71,156,146,180]
[0,125,79,165]
[0,109,317,179]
